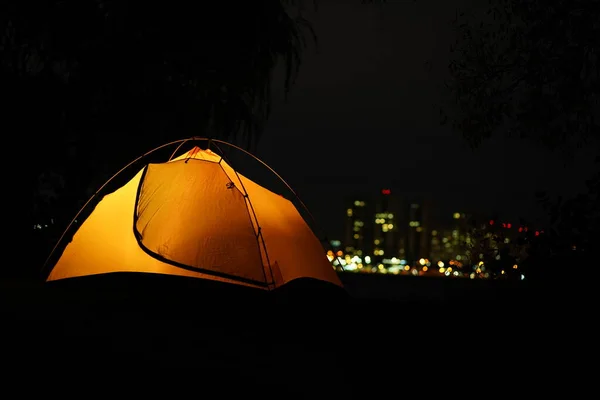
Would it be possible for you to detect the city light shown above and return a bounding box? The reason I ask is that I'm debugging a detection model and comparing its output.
[338,191,540,280]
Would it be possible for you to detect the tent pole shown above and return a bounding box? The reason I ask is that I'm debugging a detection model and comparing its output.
[43,136,345,279]
[205,138,345,272]
[167,137,211,161]
[210,141,275,287]
[41,138,198,279]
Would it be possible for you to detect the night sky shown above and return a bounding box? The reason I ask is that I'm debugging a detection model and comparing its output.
[242,0,597,240]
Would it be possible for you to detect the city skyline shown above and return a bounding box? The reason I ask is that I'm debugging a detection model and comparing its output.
[319,186,541,250]
[318,185,542,280]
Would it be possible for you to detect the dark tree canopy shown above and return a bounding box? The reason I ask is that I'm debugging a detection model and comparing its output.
[442,0,600,279]
[4,0,314,159]
[442,0,600,154]
[6,1,315,264]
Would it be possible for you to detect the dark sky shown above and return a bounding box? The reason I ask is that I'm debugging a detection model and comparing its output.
[249,0,595,240]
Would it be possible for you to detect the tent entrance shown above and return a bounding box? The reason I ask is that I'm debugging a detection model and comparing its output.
[133,160,273,288]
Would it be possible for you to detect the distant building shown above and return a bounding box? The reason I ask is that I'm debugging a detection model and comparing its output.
[401,199,433,265]
[372,188,403,262]
[429,212,470,263]
[344,196,372,257]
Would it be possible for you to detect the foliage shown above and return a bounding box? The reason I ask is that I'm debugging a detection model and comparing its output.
[3,1,315,154]
[6,1,315,218]
[6,1,319,274]
[464,219,529,279]
[443,0,600,281]
[462,176,600,281]
[532,169,599,254]
[441,0,600,155]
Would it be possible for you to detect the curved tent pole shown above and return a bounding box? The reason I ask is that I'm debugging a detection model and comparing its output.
[41,138,196,278]
[206,138,345,272]
[168,139,192,161]
[164,136,308,226]
[209,141,276,286]
[43,136,345,278]
[171,136,344,273]
[208,140,319,234]
[168,136,344,272]
[167,136,211,161]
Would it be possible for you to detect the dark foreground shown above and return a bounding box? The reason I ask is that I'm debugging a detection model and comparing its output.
[1,273,582,395]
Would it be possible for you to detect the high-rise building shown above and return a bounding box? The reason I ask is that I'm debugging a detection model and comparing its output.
[419,199,432,261]
[372,189,403,262]
[343,191,438,266]
[344,197,372,257]
[429,212,469,263]
[429,228,443,262]
[451,211,469,262]
[404,199,432,265]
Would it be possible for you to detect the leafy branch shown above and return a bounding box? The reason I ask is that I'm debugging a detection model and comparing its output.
[441,0,600,155]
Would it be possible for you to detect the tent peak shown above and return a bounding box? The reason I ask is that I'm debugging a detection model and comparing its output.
[170,146,222,163]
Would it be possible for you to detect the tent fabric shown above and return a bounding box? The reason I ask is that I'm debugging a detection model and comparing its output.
[47,146,342,290]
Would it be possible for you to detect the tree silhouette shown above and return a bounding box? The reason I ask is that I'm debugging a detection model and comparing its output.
[4,1,314,155]
[6,1,315,275]
[525,170,599,280]
[464,219,527,279]
[441,0,600,155]
[441,0,600,281]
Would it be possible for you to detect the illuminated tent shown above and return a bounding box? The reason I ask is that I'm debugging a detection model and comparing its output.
[45,141,342,290]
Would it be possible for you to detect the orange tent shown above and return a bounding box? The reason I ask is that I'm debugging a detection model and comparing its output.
[46,144,342,290]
